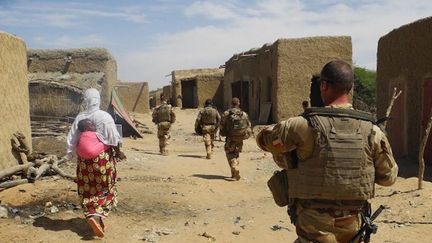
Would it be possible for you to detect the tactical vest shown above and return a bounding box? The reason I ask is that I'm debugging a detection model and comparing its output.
[201,107,218,125]
[157,104,172,123]
[287,107,376,201]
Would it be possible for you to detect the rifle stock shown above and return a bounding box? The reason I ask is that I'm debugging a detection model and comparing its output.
[350,205,385,243]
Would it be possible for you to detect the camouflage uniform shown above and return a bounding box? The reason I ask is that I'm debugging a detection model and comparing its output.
[195,106,221,159]
[220,107,251,180]
[152,101,176,156]
[257,104,398,242]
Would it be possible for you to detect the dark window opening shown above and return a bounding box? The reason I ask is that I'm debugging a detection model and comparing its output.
[231,80,249,113]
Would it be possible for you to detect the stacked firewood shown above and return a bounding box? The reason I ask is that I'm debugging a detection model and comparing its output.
[31,120,71,137]
[0,132,75,191]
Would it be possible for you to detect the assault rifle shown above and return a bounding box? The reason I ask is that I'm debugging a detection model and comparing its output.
[350,205,385,243]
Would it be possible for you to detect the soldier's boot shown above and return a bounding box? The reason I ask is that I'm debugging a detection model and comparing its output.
[233,169,241,181]
[205,144,212,159]
[161,148,168,156]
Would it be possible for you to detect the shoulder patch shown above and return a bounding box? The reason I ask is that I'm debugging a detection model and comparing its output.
[272,138,284,148]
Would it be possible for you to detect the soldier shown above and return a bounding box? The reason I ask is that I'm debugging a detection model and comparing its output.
[195,99,221,159]
[257,60,398,242]
[152,95,176,156]
[220,97,252,180]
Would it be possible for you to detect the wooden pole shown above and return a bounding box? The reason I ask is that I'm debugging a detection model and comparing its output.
[418,106,432,190]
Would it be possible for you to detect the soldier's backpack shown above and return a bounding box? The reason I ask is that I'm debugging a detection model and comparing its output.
[201,107,217,125]
[157,104,172,123]
[226,109,250,140]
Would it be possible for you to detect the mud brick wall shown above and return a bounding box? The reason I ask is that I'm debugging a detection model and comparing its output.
[0,31,32,169]
[117,82,149,114]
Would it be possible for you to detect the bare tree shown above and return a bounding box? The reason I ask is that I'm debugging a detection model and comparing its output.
[381,87,403,130]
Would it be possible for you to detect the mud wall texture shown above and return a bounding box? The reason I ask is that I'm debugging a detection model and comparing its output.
[171,68,224,107]
[28,48,117,117]
[224,36,352,122]
[0,32,32,169]
[117,82,149,114]
[377,17,432,159]
[195,75,224,109]
[224,42,277,121]
[275,37,352,121]
[162,85,173,105]
[149,89,163,108]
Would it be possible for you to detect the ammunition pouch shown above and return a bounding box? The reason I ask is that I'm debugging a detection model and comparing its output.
[267,169,289,207]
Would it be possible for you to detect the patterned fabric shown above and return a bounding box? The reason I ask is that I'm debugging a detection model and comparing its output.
[76,150,118,217]
[157,122,171,154]
[294,204,361,243]
[202,125,216,155]
[225,137,243,176]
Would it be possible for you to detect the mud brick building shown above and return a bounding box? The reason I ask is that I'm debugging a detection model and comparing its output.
[171,68,224,109]
[223,36,352,123]
[27,48,117,118]
[116,81,149,113]
[377,17,432,162]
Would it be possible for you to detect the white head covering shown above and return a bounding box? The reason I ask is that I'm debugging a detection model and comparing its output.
[83,88,100,113]
[66,88,121,156]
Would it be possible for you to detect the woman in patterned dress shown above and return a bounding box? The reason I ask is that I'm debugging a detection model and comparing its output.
[66,89,125,237]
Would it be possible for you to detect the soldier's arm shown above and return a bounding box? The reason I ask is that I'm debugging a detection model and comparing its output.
[151,109,157,124]
[216,111,221,126]
[257,117,307,154]
[195,111,202,129]
[170,109,176,123]
[219,111,229,136]
[372,126,399,186]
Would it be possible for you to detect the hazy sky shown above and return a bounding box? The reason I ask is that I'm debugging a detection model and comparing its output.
[1,0,431,89]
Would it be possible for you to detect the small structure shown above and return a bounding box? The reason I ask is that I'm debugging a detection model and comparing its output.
[171,68,224,108]
[0,31,32,169]
[377,17,432,161]
[108,89,143,138]
[162,85,173,105]
[224,36,352,123]
[149,88,163,109]
[116,81,149,113]
[28,48,117,118]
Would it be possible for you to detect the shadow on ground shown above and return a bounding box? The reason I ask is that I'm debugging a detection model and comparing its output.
[33,216,94,240]
[397,158,432,181]
[178,154,207,159]
[192,174,233,181]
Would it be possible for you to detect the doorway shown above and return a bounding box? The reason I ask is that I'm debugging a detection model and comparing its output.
[310,76,324,107]
[181,79,198,108]
[423,79,432,163]
[231,81,249,113]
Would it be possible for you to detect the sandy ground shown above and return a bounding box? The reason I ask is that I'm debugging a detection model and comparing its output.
[1,108,432,243]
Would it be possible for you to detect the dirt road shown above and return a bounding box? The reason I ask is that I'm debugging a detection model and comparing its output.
[0,108,432,242]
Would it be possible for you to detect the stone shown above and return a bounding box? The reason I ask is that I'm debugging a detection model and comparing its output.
[50,206,59,214]
[0,206,9,219]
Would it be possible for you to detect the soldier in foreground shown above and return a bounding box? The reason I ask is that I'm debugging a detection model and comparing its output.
[195,99,221,159]
[257,60,398,242]
[220,97,252,180]
[152,95,176,156]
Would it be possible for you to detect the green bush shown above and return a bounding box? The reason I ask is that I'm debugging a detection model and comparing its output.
[353,66,376,112]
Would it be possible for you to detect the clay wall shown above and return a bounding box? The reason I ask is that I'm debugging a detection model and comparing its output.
[0,32,32,169]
